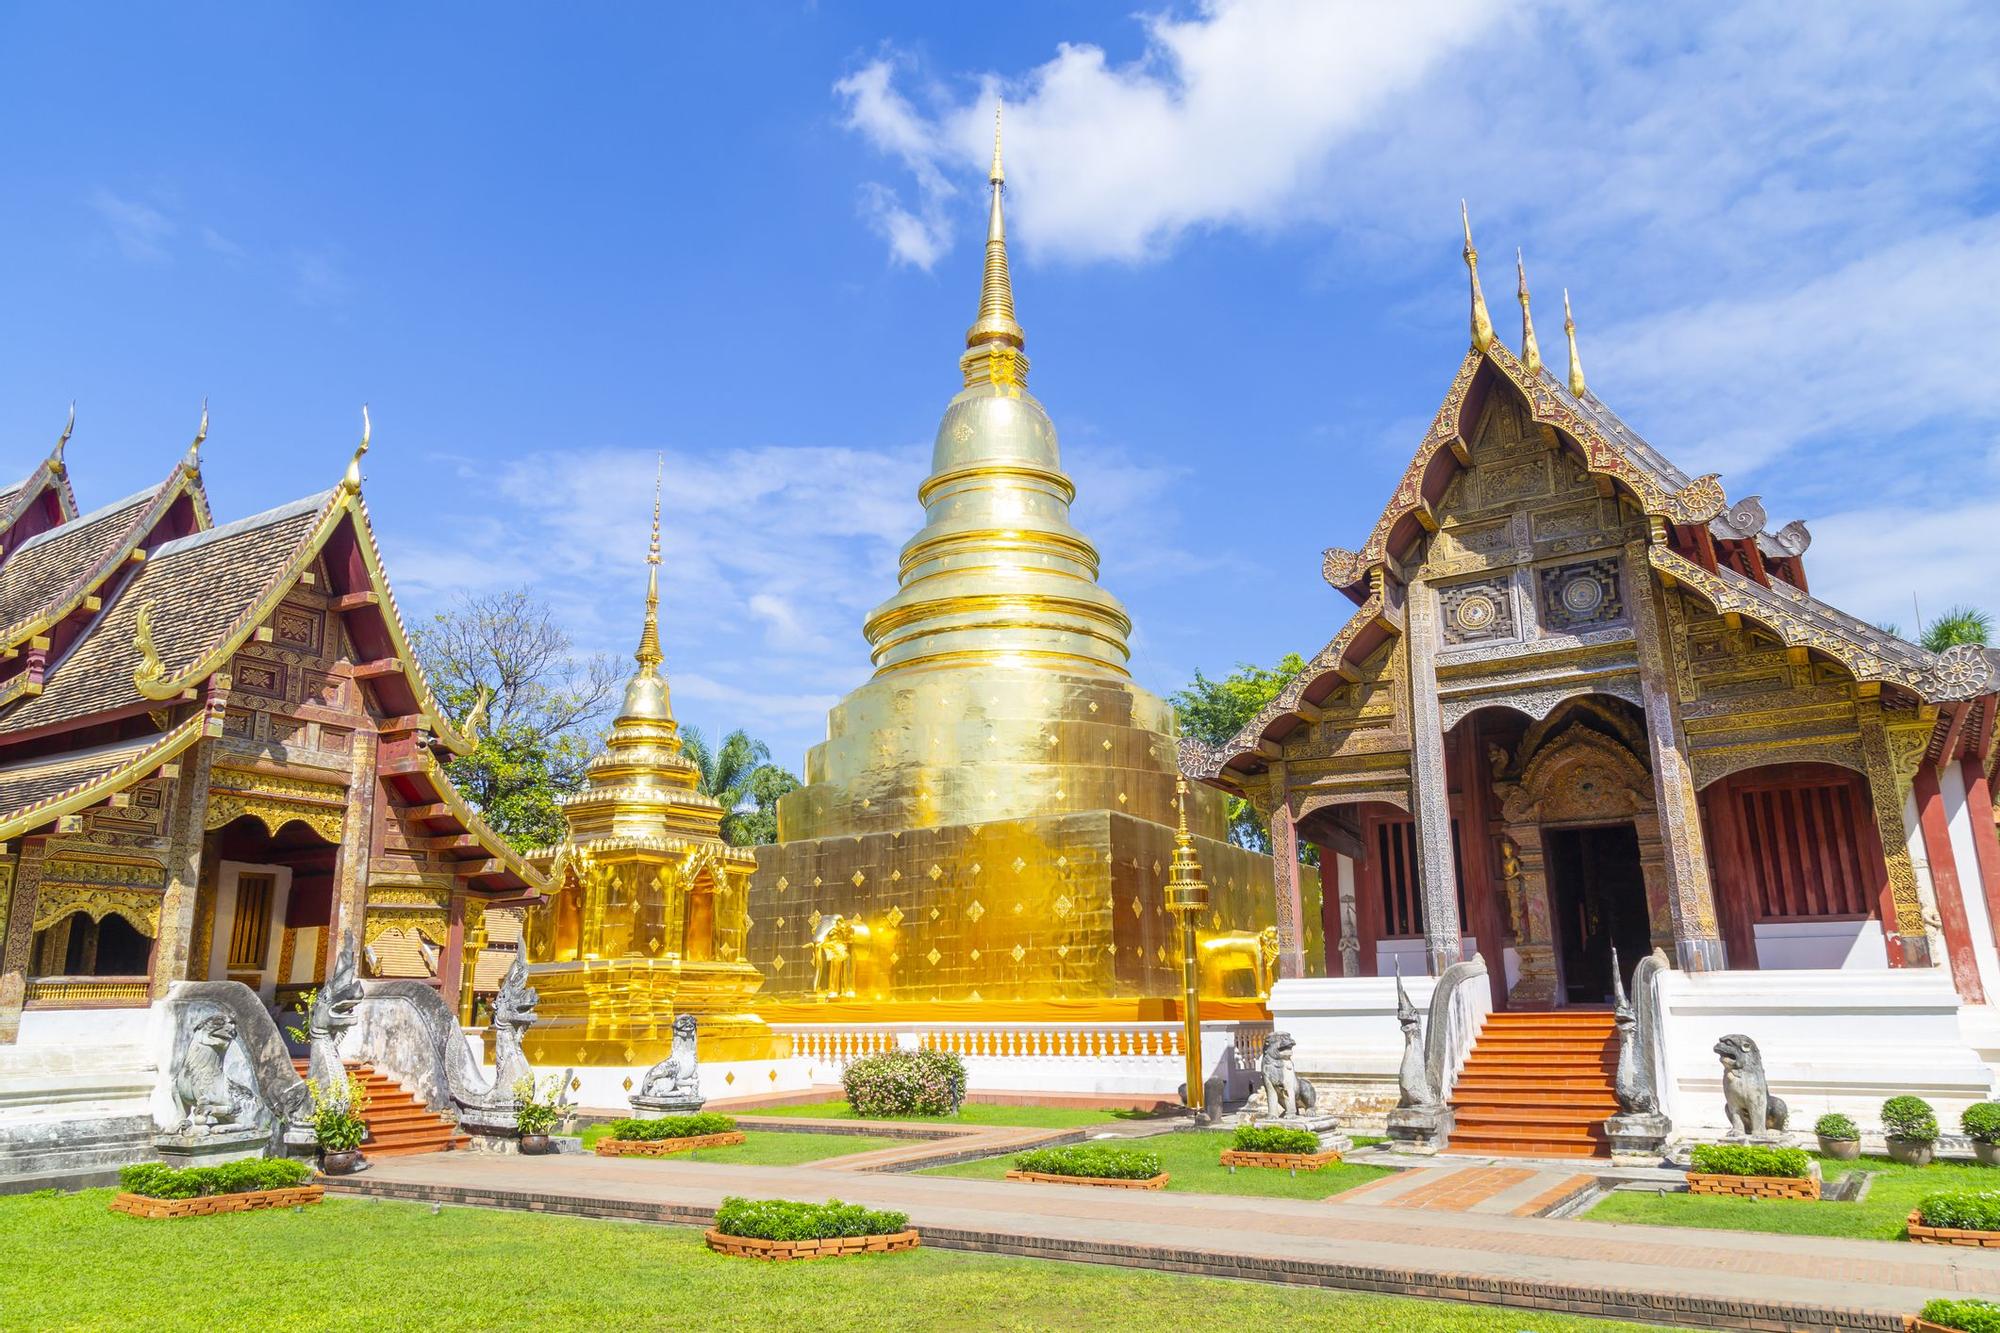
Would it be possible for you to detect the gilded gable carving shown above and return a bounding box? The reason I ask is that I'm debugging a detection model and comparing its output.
[273,602,322,652]
[232,656,286,700]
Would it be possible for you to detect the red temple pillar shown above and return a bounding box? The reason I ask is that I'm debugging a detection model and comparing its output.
[1914,766,1984,1002]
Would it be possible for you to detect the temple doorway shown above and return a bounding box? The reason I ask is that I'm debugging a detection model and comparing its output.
[1547,823,1649,1005]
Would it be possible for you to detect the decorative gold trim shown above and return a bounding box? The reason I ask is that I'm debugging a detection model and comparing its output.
[204,769,347,844]
[31,884,161,937]
[0,713,209,842]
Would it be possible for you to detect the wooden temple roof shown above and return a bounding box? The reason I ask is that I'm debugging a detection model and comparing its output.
[0,450,79,559]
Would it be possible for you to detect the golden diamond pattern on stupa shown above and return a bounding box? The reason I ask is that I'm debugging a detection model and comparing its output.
[966,900,985,922]
[886,904,904,927]
[926,947,941,965]
[1010,943,1026,963]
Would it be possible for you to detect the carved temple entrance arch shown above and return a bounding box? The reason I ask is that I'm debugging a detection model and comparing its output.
[1490,699,1667,1006]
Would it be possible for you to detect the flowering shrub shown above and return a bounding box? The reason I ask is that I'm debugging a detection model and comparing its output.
[1231,1125,1322,1155]
[308,1073,368,1153]
[841,1050,967,1118]
[713,1196,909,1241]
[606,1113,737,1141]
[513,1074,571,1137]
[1012,1145,1162,1180]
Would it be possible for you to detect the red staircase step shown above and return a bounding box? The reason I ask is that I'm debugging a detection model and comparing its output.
[1445,1011,1621,1159]
[286,1058,469,1158]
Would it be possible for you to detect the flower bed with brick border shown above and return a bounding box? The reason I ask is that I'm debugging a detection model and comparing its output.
[1906,1318,1959,1332]
[703,1227,921,1260]
[1685,1170,1821,1201]
[1004,1168,1171,1189]
[110,1184,324,1219]
[1219,1148,1343,1171]
[1906,1212,2000,1248]
[594,1132,745,1157]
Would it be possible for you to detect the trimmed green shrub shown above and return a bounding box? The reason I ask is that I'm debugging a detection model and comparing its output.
[1231,1125,1322,1155]
[1921,1297,2000,1332]
[1813,1112,1858,1140]
[841,1049,967,1118]
[1687,1144,1812,1179]
[605,1113,738,1141]
[1883,1095,1940,1144]
[712,1196,909,1241]
[1011,1145,1163,1180]
[1963,1103,2000,1146]
[1917,1190,2000,1233]
[119,1158,313,1200]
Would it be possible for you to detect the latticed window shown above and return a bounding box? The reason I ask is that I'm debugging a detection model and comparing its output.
[1374,817,1468,937]
[1733,778,1873,919]
[228,874,275,969]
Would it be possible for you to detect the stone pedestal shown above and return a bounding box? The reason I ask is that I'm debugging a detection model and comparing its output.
[456,1107,522,1153]
[153,1125,270,1169]
[627,1093,704,1118]
[1386,1103,1455,1155]
[1604,1111,1671,1164]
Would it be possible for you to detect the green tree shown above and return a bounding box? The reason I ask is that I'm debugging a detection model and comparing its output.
[414,589,621,850]
[679,725,802,847]
[1921,605,1993,654]
[1169,653,1307,851]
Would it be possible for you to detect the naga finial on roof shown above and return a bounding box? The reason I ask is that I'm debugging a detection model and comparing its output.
[51,402,75,471]
[1460,202,1498,353]
[1516,249,1542,375]
[342,405,371,494]
[132,600,166,693]
[1563,289,1587,397]
[186,398,208,471]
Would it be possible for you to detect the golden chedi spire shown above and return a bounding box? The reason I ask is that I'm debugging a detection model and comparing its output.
[1461,202,1497,353]
[635,454,665,672]
[962,99,1025,370]
[1516,249,1542,375]
[1564,288,1588,397]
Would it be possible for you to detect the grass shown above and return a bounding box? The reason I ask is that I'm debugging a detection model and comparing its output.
[0,1189,1668,1331]
[745,1099,1142,1128]
[919,1128,1395,1201]
[1588,1153,2000,1240]
[572,1126,910,1165]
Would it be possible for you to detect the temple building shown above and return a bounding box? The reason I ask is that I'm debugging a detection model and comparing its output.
[518,475,775,1073]
[0,413,544,1050]
[1185,216,2000,1149]
[745,115,1299,1024]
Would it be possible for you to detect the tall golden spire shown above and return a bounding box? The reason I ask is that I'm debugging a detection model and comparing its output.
[963,99,1024,360]
[1461,202,1497,353]
[1563,288,1588,397]
[1516,249,1542,375]
[635,454,664,670]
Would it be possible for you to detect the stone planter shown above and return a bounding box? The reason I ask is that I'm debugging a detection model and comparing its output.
[1907,1210,2000,1247]
[110,1184,324,1219]
[594,1131,745,1157]
[1686,1162,1821,1200]
[1817,1136,1861,1161]
[1887,1137,1936,1167]
[318,1149,367,1176]
[1219,1148,1343,1172]
[704,1227,920,1261]
[1004,1169,1170,1190]
[1973,1141,2000,1167]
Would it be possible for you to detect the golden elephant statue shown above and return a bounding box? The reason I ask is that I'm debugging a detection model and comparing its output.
[810,914,870,998]
[1197,925,1280,1000]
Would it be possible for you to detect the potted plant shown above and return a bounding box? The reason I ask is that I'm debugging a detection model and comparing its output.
[1882,1095,1939,1167]
[1814,1112,1861,1161]
[513,1074,568,1154]
[1964,1103,2000,1168]
[309,1072,369,1175]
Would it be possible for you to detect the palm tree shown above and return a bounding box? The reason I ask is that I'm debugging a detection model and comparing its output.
[1921,606,1993,654]
[678,726,797,846]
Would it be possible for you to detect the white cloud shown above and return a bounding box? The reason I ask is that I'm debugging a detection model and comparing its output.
[1801,499,2000,634]
[836,60,958,268]
[90,188,175,261]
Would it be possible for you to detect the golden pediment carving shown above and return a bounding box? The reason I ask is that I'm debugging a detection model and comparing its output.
[32,883,161,937]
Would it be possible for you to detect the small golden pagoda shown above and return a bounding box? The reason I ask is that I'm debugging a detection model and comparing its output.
[519,473,777,1063]
[746,109,1303,1021]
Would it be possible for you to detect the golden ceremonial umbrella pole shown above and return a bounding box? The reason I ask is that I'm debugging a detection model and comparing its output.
[1164,777,1210,1115]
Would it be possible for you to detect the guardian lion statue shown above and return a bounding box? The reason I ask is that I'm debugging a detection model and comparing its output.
[1260,1031,1317,1119]
[635,1013,703,1112]
[172,1011,256,1133]
[1715,1033,1787,1137]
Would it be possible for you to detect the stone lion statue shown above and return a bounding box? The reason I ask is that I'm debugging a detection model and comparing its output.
[811,915,867,998]
[637,1014,702,1107]
[1715,1033,1787,1137]
[172,1011,255,1133]
[1260,1031,1316,1119]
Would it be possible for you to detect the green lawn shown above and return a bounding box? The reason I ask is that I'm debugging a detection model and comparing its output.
[745,1099,1140,1129]
[918,1128,1396,1201]
[0,1190,1667,1331]
[572,1126,910,1165]
[1588,1153,2000,1240]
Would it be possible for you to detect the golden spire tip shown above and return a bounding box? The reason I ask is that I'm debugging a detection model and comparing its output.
[990,97,1004,185]
[342,404,370,492]
[1563,288,1587,397]
[636,454,664,670]
[648,453,663,566]
[1516,248,1542,375]
[962,95,1025,365]
[1460,203,1496,353]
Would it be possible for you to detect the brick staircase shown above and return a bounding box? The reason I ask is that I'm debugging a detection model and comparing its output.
[1444,1011,1617,1159]
[292,1059,470,1158]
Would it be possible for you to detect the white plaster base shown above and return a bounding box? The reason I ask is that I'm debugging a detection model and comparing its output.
[1268,976,1438,1123]
[1750,919,1886,971]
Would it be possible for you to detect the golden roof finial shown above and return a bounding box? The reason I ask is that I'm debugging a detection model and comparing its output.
[1461,202,1497,353]
[186,397,208,471]
[50,402,75,472]
[1516,249,1542,375]
[341,404,370,493]
[964,97,1024,356]
[636,454,664,670]
[132,599,166,692]
[1563,289,1587,397]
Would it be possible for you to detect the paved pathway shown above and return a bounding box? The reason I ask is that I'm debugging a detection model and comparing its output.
[329,1149,2000,1331]
[1338,1162,1599,1217]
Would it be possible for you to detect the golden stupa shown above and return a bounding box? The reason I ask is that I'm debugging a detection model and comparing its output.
[519,470,779,1063]
[746,111,1302,1021]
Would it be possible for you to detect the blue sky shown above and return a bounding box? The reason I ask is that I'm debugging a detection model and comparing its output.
[3,3,1997,769]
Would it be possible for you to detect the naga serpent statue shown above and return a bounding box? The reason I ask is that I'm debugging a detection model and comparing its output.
[308,930,365,1109]
[489,953,540,1098]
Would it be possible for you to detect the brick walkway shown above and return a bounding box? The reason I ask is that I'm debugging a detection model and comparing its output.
[1338,1162,1599,1217]
[330,1150,2000,1331]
